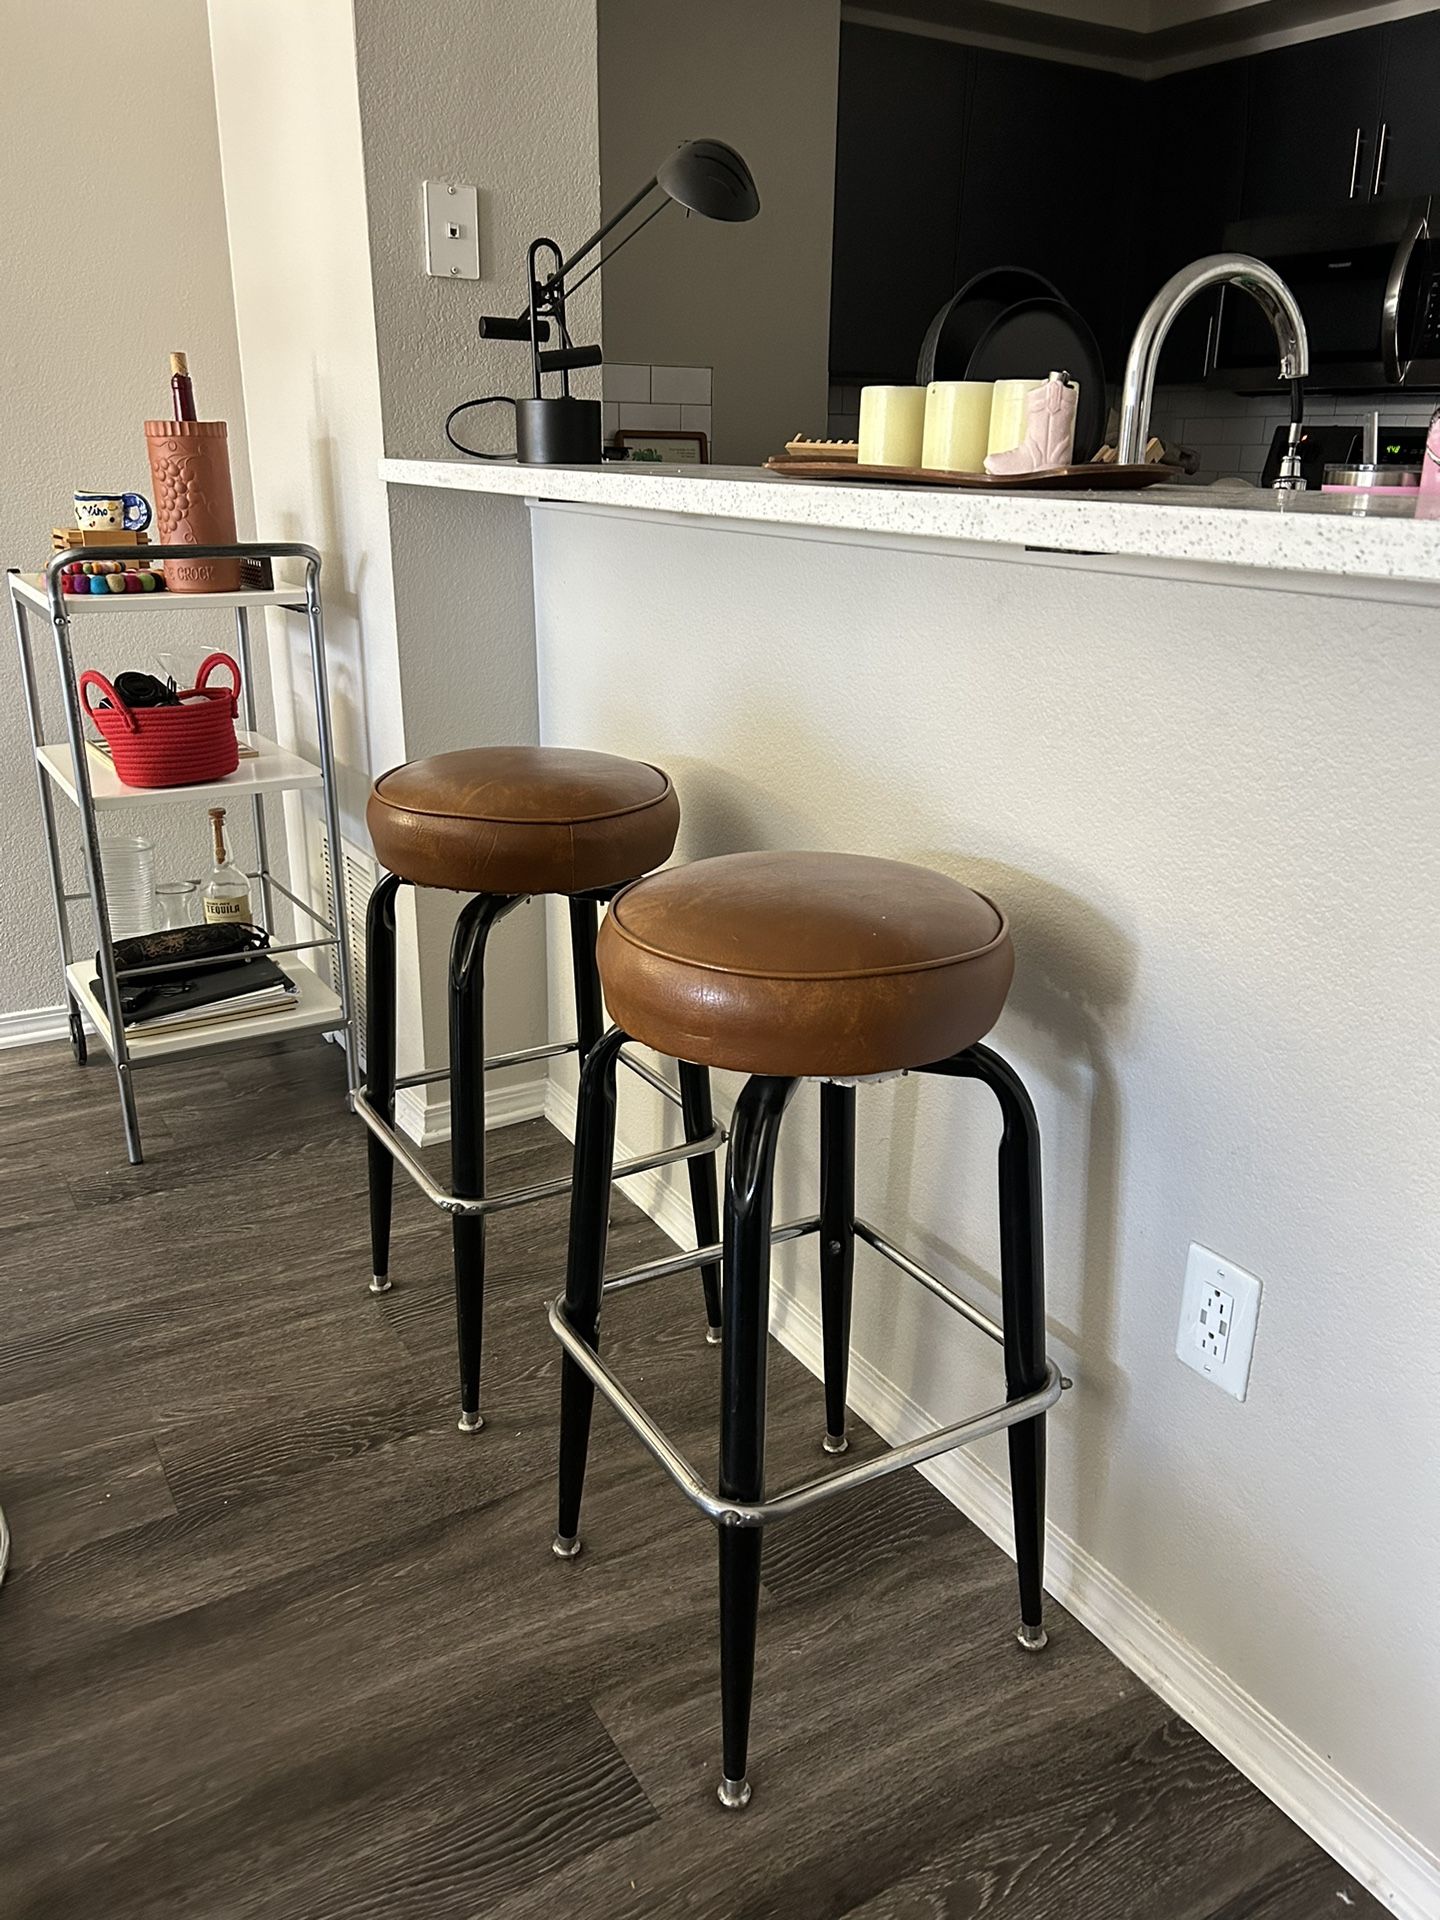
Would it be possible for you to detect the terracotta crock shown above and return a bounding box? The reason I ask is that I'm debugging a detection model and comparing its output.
[143,419,242,593]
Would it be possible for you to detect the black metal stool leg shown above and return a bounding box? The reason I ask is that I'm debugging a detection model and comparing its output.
[717,1073,797,1811]
[449,892,520,1434]
[575,891,722,1343]
[678,1062,724,1342]
[568,897,605,1061]
[818,1081,856,1454]
[554,1024,628,1557]
[364,873,403,1296]
[938,1044,1049,1650]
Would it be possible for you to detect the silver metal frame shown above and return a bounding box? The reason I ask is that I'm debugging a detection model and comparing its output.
[354,1043,725,1221]
[0,1501,9,1588]
[547,1211,1069,1529]
[7,543,358,1165]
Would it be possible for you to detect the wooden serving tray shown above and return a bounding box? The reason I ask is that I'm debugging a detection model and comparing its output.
[763,457,1185,492]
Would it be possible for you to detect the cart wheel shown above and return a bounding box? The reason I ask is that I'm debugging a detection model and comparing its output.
[68,1003,87,1067]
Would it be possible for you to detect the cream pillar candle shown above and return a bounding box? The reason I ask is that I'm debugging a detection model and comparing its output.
[858,386,927,468]
[921,381,993,472]
[987,377,1047,459]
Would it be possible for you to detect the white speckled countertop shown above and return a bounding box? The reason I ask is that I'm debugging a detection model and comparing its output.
[380,456,1440,592]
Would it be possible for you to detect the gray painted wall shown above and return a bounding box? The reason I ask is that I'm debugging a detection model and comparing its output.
[596,0,840,464]
[2,0,257,1027]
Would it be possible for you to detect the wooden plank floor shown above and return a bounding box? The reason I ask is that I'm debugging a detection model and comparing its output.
[0,1035,1384,1920]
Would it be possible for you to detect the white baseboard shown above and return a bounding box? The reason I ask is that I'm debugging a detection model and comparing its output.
[0,1004,69,1051]
[396,1070,548,1148]
[542,1076,1440,1920]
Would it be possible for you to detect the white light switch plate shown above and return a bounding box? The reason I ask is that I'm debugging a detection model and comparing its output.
[1176,1242,1262,1401]
[423,180,479,279]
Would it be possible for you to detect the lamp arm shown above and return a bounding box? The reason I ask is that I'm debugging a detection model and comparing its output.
[512,174,660,321]
[557,198,671,304]
[555,174,658,281]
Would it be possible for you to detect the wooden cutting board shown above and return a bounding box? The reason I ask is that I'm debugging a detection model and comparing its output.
[763,457,1185,491]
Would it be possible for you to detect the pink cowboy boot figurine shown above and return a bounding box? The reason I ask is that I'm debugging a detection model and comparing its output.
[985,371,1078,476]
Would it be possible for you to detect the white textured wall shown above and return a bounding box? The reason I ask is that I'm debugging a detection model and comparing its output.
[209,0,603,1095]
[207,0,424,1071]
[1,0,254,1023]
[596,0,839,464]
[532,503,1440,1874]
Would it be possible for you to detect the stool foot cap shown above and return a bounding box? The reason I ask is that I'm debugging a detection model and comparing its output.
[822,1431,850,1455]
[1016,1621,1048,1654]
[552,1533,582,1560]
[705,1325,723,1347]
[368,1275,392,1295]
[457,1410,485,1434]
[717,1776,752,1811]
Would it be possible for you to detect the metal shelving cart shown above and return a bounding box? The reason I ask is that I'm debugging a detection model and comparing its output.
[8,542,357,1165]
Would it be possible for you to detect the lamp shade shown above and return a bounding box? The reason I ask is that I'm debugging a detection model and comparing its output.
[656,139,760,223]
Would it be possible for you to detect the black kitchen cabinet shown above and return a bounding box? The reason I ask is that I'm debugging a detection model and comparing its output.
[1376,11,1440,200]
[956,50,1141,373]
[829,24,973,380]
[1142,57,1249,385]
[1241,28,1385,218]
[827,14,1440,389]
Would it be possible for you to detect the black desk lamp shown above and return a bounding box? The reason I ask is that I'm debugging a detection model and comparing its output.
[449,139,760,466]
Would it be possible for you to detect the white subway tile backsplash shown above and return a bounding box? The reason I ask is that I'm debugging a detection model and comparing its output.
[617,401,683,430]
[603,363,650,404]
[651,364,711,405]
[1181,416,1235,446]
[607,363,718,451]
[1152,378,1440,483]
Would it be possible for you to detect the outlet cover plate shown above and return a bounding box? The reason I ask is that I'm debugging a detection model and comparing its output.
[1176,1242,1262,1401]
[423,179,479,279]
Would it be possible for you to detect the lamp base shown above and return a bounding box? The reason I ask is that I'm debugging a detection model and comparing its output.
[516,397,603,466]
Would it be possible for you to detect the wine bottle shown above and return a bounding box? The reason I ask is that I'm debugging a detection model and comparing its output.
[203,807,252,925]
[170,350,197,423]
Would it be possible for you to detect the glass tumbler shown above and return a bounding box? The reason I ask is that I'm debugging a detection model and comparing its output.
[154,880,199,930]
[99,836,156,939]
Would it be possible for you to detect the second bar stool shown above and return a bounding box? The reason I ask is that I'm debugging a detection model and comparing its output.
[357,745,725,1432]
[548,850,1066,1808]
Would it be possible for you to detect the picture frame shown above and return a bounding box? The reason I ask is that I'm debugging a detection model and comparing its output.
[613,429,710,466]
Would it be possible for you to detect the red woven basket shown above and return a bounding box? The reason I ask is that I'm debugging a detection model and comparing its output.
[80,653,242,789]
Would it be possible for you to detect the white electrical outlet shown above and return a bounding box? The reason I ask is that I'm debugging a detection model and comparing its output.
[1196,1282,1233,1363]
[1176,1243,1262,1400]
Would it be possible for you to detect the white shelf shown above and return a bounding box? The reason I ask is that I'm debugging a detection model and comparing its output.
[37,734,322,809]
[67,958,344,1063]
[10,573,305,615]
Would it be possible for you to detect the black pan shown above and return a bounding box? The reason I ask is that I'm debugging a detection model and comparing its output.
[963,296,1107,464]
[915,266,1061,386]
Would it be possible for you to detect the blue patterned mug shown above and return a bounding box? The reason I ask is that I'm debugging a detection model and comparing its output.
[74,490,152,533]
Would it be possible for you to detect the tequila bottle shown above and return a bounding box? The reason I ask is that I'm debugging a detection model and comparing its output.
[203,807,252,925]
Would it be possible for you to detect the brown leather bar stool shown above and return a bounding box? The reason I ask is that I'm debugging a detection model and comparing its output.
[357,746,725,1433]
[548,851,1065,1808]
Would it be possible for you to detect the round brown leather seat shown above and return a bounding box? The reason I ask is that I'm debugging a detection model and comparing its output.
[598,850,1014,1079]
[367,746,680,896]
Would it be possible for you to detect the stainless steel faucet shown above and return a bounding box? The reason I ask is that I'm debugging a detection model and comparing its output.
[1117,253,1310,475]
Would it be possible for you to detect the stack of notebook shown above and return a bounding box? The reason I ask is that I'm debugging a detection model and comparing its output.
[92,928,298,1033]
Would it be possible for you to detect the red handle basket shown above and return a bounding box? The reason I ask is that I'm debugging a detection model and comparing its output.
[79,652,243,789]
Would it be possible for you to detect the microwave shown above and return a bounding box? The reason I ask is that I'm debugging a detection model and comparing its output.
[1210,197,1440,392]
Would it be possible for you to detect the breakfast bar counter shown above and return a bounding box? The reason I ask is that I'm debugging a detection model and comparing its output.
[381,455,1440,597]
[380,445,1439,1867]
